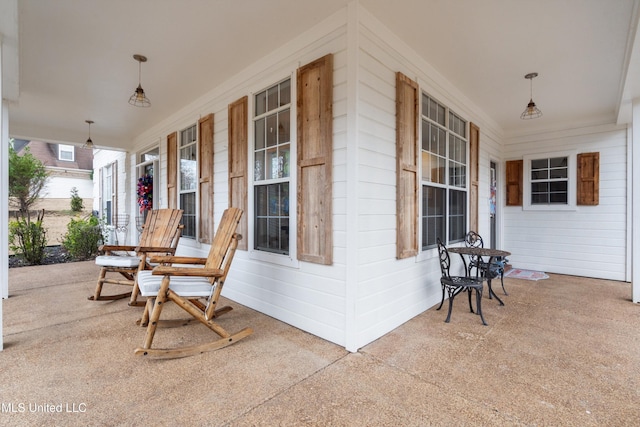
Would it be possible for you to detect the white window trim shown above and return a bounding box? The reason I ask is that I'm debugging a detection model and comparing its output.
[523,150,577,211]
[178,123,199,240]
[135,145,159,239]
[58,144,74,161]
[247,72,299,269]
[416,91,469,261]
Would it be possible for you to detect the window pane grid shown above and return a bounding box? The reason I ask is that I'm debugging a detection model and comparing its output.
[448,189,466,243]
[448,112,466,138]
[448,135,466,188]
[179,124,197,238]
[180,192,196,238]
[422,186,445,250]
[253,78,292,255]
[421,93,468,248]
[422,94,446,126]
[530,156,568,205]
[255,79,291,117]
[254,183,290,254]
[180,125,196,147]
[179,144,197,191]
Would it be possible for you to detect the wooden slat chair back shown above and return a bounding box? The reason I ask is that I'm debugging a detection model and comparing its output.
[138,209,182,250]
[134,207,252,359]
[91,209,184,306]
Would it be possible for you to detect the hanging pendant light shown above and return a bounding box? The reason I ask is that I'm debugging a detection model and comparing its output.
[83,120,94,149]
[520,72,542,120]
[128,54,151,107]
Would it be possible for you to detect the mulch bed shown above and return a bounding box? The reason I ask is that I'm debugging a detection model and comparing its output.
[8,245,90,268]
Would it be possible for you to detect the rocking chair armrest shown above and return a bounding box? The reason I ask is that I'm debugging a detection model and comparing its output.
[98,244,138,253]
[151,266,225,277]
[148,255,207,265]
[134,246,178,254]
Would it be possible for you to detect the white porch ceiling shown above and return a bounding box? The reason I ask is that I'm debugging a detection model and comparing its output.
[3,0,640,149]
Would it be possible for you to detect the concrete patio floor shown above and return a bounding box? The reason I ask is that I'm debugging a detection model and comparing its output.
[1,260,639,426]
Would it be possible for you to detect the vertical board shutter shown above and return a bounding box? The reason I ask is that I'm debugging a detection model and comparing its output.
[297,54,333,265]
[506,160,523,206]
[577,152,599,205]
[228,96,248,250]
[396,72,419,259]
[469,122,480,233]
[167,132,178,209]
[198,113,214,243]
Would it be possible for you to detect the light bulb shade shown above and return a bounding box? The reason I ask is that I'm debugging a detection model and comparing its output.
[83,119,95,149]
[129,84,151,107]
[520,100,543,119]
[520,72,542,120]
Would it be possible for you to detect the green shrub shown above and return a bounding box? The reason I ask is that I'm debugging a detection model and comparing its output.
[62,215,103,260]
[9,209,48,265]
[70,187,84,212]
[9,145,49,213]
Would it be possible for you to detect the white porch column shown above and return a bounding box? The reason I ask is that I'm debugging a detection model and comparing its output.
[632,99,640,304]
[344,1,360,352]
[0,38,6,350]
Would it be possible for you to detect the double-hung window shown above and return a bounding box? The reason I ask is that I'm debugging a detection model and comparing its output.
[100,161,117,226]
[58,144,74,161]
[179,124,197,239]
[253,79,291,255]
[420,93,468,249]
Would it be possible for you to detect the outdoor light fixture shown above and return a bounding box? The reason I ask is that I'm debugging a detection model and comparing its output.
[520,72,542,119]
[128,54,151,107]
[83,120,94,149]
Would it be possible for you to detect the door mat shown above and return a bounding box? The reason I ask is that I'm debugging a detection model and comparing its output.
[504,268,549,281]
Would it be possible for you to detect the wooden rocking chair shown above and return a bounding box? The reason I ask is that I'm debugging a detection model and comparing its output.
[134,207,252,359]
[90,209,184,306]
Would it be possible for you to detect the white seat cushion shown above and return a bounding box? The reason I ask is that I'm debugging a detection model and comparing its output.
[137,270,212,297]
[95,255,140,268]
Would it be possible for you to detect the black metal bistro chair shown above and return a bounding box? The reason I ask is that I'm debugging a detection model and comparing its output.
[436,238,487,325]
[464,231,509,296]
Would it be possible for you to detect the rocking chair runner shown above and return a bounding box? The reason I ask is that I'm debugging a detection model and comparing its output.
[134,207,252,359]
[90,209,184,306]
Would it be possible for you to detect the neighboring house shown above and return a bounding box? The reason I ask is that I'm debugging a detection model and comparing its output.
[86,4,639,353]
[11,139,93,212]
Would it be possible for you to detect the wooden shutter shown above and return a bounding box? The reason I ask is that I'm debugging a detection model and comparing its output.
[228,96,248,250]
[198,114,214,243]
[506,160,523,206]
[167,132,178,209]
[297,54,333,265]
[469,122,480,233]
[577,152,599,205]
[396,72,419,259]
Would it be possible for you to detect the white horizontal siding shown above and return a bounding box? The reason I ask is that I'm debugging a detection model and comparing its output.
[132,19,352,346]
[43,176,93,199]
[504,125,627,280]
[110,4,631,355]
[352,9,511,349]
